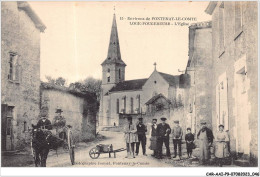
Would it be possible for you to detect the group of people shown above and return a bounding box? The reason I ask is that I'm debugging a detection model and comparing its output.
[124,115,230,166]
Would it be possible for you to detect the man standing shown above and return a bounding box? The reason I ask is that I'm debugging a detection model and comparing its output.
[136,117,147,156]
[172,120,183,159]
[157,117,171,159]
[197,120,214,165]
[149,118,158,157]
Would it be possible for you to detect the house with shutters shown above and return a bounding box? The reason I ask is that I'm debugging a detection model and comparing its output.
[1,2,46,151]
[205,1,258,166]
[99,13,190,129]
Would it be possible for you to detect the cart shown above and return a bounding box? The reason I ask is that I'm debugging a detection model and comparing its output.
[30,125,75,166]
[89,144,126,159]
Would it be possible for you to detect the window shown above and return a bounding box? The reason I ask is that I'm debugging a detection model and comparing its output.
[235,2,243,39]
[107,68,110,83]
[130,97,134,113]
[6,106,14,136]
[218,2,225,56]
[116,99,119,113]
[119,69,121,80]
[8,53,20,82]
[124,97,126,113]
[136,94,141,113]
[23,121,27,132]
[121,96,126,113]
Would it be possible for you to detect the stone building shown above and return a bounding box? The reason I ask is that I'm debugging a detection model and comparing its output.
[99,14,190,129]
[185,21,213,134]
[1,2,46,151]
[205,1,258,166]
[40,82,98,142]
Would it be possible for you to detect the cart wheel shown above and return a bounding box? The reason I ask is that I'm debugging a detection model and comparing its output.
[89,147,100,159]
[67,129,75,165]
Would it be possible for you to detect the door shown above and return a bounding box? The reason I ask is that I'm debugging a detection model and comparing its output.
[1,104,8,151]
[235,67,250,155]
[1,104,14,151]
[6,117,13,150]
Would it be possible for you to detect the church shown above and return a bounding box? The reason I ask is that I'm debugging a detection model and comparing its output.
[99,14,190,128]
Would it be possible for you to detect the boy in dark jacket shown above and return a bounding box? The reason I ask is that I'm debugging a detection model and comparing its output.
[185,128,195,158]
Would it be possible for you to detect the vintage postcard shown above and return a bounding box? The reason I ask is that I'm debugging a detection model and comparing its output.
[1,1,259,176]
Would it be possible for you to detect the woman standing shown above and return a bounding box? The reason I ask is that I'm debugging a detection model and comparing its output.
[124,116,138,158]
[185,128,195,158]
[214,124,230,167]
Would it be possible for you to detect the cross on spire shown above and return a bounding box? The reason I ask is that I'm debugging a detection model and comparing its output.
[113,6,115,14]
[154,62,157,70]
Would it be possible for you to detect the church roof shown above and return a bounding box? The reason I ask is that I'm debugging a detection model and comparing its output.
[109,78,148,93]
[158,72,180,86]
[101,14,126,66]
[145,93,171,105]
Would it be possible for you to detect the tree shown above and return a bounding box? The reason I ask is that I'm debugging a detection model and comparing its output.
[83,77,102,100]
[69,77,102,101]
[45,76,67,87]
[55,77,66,87]
[45,75,55,85]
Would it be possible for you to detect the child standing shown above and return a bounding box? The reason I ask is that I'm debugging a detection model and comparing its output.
[185,128,195,158]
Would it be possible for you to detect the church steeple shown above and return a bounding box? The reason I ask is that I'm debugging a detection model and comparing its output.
[101,14,126,66]
[101,13,126,86]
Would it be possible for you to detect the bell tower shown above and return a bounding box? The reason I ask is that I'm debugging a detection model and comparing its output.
[99,13,126,126]
[101,13,126,94]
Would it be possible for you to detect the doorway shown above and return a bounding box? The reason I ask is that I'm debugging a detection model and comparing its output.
[1,104,14,151]
[235,64,250,156]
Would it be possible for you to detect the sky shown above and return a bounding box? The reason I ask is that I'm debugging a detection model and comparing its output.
[29,1,211,84]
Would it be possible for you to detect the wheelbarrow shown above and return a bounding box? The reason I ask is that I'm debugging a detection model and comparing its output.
[89,144,126,159]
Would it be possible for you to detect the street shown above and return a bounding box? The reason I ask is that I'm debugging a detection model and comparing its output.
[41,131,199,167]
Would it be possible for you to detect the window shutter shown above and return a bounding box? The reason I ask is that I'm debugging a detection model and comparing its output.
[222,78,229,130]
[15,64,20,82]
[216,84,220,128]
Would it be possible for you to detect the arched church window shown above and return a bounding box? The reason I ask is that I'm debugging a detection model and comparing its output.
[119,69,121,79]
[130,97,134,113]
[116,99,119,113]
[107,68,111,82]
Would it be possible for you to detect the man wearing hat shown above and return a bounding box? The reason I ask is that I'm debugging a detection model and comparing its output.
[53,108,66,139]
[37,115,52,130]
[149,118,159,157]
[172,120,183,159]
[135,116,147,156]
[197,120,214,165]
[156,117,171,159]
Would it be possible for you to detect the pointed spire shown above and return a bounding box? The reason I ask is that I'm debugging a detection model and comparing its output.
[102,13,126,66]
